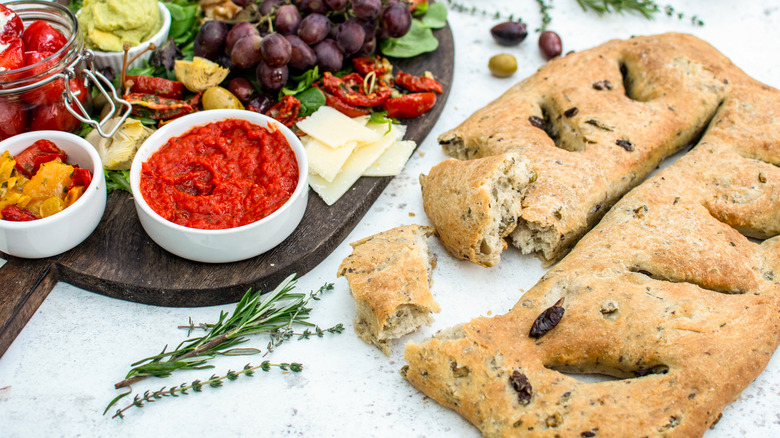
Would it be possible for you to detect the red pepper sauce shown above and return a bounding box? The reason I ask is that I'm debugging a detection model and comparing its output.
[140,119,299,230]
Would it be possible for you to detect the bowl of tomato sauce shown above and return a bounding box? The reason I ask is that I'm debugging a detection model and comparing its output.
[130,109,309,263]
[0,131,107,258]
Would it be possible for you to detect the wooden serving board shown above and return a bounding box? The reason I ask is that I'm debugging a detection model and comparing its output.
[0,25,454,357]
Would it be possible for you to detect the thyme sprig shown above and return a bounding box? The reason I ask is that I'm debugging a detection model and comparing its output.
[536,0,553,31]
[107,361,303,419]
[114,275,335,389]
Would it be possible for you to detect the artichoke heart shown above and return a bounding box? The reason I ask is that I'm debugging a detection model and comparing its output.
[86,117,154,170]
[174,57,230,93]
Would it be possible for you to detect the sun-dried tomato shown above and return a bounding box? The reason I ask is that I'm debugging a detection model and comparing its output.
[323,89,370,118]
[322,72,391,108]
[382,92,436,119]
[265,95,301,128]
[395,72,443,94]
[125,75,185,100]
[352,56,392,77]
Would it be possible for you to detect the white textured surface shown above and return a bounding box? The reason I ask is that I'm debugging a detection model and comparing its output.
[2,1,779,436]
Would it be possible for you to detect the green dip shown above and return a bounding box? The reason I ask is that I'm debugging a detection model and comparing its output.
[79,0,162,52]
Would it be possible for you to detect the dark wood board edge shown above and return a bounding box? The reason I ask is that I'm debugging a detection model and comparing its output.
[0,257,58,358]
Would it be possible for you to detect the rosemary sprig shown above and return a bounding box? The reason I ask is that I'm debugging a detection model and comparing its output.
[114,275,335,389]
[575,0,703,25]
[107,361,303,419]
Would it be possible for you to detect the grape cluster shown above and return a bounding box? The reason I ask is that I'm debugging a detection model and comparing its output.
[192,0,413,94]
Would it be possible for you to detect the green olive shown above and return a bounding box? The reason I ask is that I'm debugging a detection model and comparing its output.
[202,86,245,111]
[488,53,518,78]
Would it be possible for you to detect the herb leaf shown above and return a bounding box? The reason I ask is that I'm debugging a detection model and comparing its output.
[105,170,131,194]
[421,2,448,29]
[380,20,439,58]
[296,87,326,117]
[113,276,336,389]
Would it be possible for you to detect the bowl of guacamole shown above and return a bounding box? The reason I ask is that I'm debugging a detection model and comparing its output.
[78,0,170,71]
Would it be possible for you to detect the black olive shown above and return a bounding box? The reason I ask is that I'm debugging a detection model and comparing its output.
[529,297,565,338]
[539,30,562,60]
[490,21,528,46]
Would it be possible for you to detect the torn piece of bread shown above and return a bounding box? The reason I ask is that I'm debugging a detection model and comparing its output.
[420,152,536,267]
[337,225,439,355]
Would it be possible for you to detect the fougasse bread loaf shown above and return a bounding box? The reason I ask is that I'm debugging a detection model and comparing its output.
[433,33,736,265]
[403,34,780,436]
[420,152,537,267]
[338,225,439,355]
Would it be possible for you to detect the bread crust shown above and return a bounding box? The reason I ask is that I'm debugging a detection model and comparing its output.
[437,33,752,264]
[405,34,780,437]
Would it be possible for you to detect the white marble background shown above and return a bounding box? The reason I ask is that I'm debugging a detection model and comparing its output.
[1,0,779,436]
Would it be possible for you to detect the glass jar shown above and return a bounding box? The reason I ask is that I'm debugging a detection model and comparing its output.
[0,0,129,140]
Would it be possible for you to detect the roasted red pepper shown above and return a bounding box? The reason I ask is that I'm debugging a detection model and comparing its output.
[322,72,391,108]
[13,139,67,178]
[265,95,301,128]
[125,75,185,100]
[69,167,92,189]
[1,204,36,221]
[352,56,392,77]
[383,92,437,119]
[395,72,443,94]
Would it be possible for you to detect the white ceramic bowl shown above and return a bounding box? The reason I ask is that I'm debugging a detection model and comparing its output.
[0,131,107,259]
[130,110,309,263]
[87,2,171,72]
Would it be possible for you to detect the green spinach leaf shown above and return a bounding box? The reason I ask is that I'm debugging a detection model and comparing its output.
[421,3,448,29]
[379,20,439,58]
[296,87,326,117]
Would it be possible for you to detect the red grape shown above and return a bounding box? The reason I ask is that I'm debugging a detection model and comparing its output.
[335,20,366,56]
[256,61,288,92]
[297,13,330,45]
[313,38,343,73]
[324,0,347,10]
[225,22,259,56]
[352,0,381,21]
[285,34,316,71]
[260,33,291,67]
[231,35,263,69]
[381,3,412,38]
[194,20,229,61]
[275,5,302,35]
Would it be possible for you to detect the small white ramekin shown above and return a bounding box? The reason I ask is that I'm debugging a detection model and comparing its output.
[130,109,309,263]
[0,131,107,259]
[88,2,171,73]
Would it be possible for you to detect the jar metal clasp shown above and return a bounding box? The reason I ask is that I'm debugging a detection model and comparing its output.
[62,49,131,138]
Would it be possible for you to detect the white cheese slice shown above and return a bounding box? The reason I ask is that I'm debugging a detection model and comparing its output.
[296,106,380,148]
[309,124,402,205]
[305,137,358,183]
[362,140,417,176]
